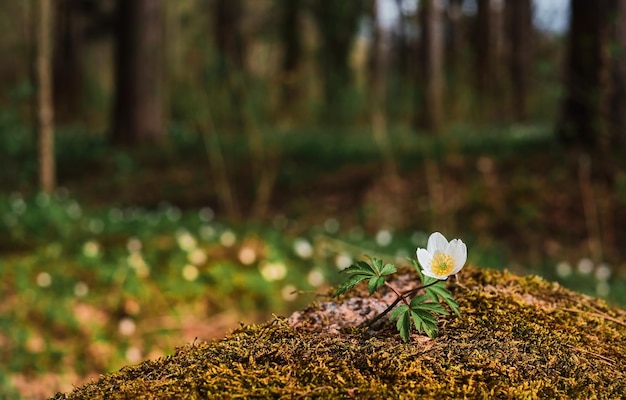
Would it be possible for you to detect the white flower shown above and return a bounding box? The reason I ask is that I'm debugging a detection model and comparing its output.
[416,232,467,280]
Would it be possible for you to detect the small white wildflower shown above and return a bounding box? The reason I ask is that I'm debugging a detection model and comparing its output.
[74,281,89,297]
[238,246,257,265]
[375,229,393,247]
[188,248,207,266]
[199,207,215,223]
[125,346,142,363]
[556,261,572,278]
[118,317,136,336]
[260,262,287,282]
[335,254,352,270]
[199,225,216,240]
[176,231,197,252]
[293,238,313,259]
[416,232,467,280]
[36,272,52,288]
[281,284,298,301]
[219,230,237,247]
[324,218,340,234]
[182,264,199,281]
[307,269,325,287]
[595,263,612,281]
[577,258,594,275]
[126,237,142,253]
[83,241,101,258]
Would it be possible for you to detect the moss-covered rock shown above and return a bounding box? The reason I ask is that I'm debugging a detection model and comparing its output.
[51,266,626,399]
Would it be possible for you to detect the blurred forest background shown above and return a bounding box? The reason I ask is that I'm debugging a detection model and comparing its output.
[2,0,626,397]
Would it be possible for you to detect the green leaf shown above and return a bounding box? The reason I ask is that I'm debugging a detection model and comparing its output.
[409,294,429,308]
[367,276,385,295]
[425,284,460,315]
[397,311,412,343]
[356,260,376,275]
[412,309,438,325]
[422,319,439,339]
[333,273,369,297]
[380,263,397,276]
[389,304,409,322]
[413,301,449,315]
[389,304,409,321]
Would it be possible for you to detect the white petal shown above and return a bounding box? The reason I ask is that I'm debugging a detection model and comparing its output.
[427,232,448,254]
[416,248,433,271]
[447,239,467,274]
[422,268,448,280]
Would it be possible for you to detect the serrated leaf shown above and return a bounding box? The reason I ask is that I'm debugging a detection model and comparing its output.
[413,301,449,315]
[425,284,460,315]
[411,311,423,333]
[367,276,382,295]
[422,319,439,339]
[412,309,438,325]
[333,273,369,297]
[356,260,376,274]
[389,304,409,321]
[397,311,411,343]
[369,257,384,273]
[409,294,429,308]
[380,263,397,276]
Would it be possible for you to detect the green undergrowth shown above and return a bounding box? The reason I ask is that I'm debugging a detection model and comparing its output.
[52,265,626,399]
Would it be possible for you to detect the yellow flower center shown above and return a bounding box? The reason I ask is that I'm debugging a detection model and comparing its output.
[431,253,454,276]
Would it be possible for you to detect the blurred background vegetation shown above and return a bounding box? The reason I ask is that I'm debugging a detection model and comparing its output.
[2,0,626,397]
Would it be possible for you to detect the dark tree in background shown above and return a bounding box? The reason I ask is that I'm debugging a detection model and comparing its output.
[556,0,615,150]
[609,0,626,146]
[213,0,245,74]
[310,0,370,125]
[112,0,164,145]
[53,0,84,124]
[474,0,497,118]
[37,0,55,192]
[418,0,445,133]
[505,0,533,123]
[279,0,302,121]
[445,0,464,119]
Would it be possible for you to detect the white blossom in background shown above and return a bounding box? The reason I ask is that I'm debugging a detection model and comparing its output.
[199,225,216,241]
[126,237,142,253]
[238,246,257,265]
[577,258,594,275]
[118,317,136,336]
[83,240,101,258]
[176,231,197,252]
[416,232,467,280]
[375,229,393,247]
[281,284,298,301]
[219,230,237,247]
[335,254,352,270]
[293,238,313,259]
[125,347,142,363]
[260,262,287,282]
[307,269,325,287]
[199,207,214,223]
[595,263,611,281]
[182,264,199,281]
[36,272,52,288]
[556,261,572,278]
[324,218,340,234]
[74,281,89,297]
[188,248,207,266]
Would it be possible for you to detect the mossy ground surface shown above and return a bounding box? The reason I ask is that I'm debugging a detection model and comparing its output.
[52,266,626,399]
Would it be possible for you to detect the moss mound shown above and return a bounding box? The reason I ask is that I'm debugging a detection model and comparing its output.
[52,266,626,399]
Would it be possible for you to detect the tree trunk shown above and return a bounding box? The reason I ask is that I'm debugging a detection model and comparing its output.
[279,0,302,122]
[112,0,164,145]
[213,0,245,73]
[446,0,464,119]
[310,0,368,125]
[505,0,533,122]
[53,0,84,124]
[556,0,612,149]
[37,0,55,193]
[418,0,445,133]
[609,0,626,146]
[474,0,501,121]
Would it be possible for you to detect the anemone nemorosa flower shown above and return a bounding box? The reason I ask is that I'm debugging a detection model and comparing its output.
[417,232,467,280]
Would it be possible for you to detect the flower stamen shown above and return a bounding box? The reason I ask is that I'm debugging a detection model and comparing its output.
[431,253,454,276]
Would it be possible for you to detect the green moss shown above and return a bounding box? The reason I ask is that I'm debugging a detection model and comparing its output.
[51,266,626,399]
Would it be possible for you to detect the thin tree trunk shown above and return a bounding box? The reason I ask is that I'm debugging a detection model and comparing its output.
[446,0,463,119]
[610,0,626,146]
[556,0,612,150]
[505,0,533,122]
[37,0,55,193]
[419,0,445,133]
[53,0,84,124]
[279,0,302,122]
[112,0,164,145]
